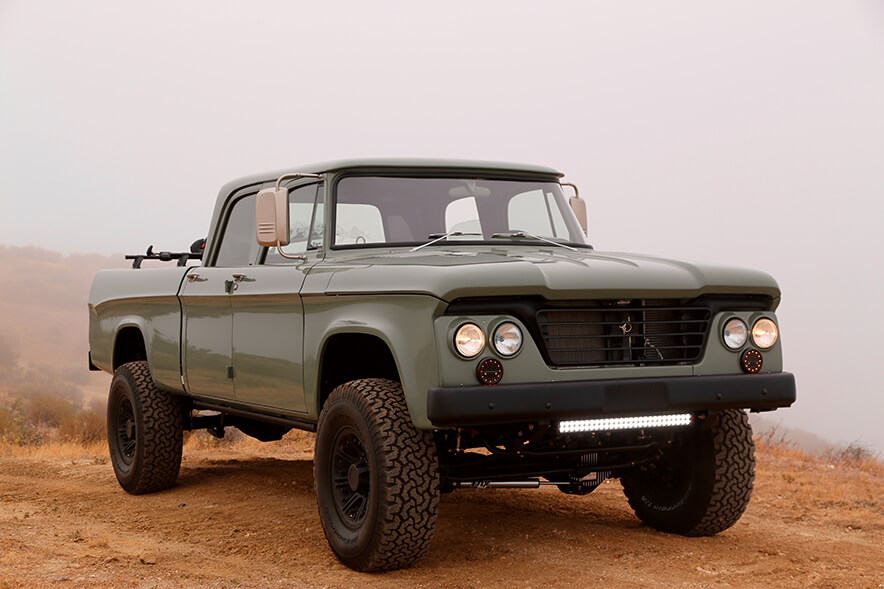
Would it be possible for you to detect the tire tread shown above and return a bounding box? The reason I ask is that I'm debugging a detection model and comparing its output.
[110,361,183,494]
[315,378,439,571]
[622,409,755,536]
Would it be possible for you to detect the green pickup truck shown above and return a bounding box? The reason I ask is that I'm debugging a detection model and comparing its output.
[88,159,795,571]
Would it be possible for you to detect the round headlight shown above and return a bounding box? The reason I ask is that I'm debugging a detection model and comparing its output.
[493,322,523,357]
[752,318,778,349]
[723,318,748,350]
[454,323,485,358]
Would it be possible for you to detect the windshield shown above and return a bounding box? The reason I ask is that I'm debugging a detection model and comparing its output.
[333,176,588,249]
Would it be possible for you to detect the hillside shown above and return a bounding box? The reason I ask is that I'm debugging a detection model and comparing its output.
[0,246,127,406]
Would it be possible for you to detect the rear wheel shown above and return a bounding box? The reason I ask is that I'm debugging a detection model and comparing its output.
[314,378,439,572]
[621,409,755,536]
[107,361,183,494]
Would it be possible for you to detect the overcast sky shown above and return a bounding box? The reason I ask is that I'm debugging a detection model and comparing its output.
[1,1,882,451]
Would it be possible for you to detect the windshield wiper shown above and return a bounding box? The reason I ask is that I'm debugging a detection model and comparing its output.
[490,231,577,251]
[410,231,482,252]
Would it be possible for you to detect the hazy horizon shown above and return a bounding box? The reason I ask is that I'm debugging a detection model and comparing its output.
[1,1,882,451]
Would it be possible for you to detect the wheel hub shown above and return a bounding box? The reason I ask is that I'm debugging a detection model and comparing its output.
[347,463,360,492]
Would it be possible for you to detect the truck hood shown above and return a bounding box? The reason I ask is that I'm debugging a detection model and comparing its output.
[316,246,781,302]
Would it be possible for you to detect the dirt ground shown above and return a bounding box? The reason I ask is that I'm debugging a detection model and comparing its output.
[1,435,881,589]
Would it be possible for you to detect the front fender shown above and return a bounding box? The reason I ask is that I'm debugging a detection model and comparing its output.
[303,294,447,427]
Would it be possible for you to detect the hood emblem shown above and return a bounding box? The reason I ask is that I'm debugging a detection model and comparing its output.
[619,323,633,335]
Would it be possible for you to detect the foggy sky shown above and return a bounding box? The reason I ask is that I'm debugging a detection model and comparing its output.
[1,1,882,451]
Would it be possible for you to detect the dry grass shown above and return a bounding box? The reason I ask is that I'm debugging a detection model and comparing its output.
[754,430,883,530]
[0,440,107,460]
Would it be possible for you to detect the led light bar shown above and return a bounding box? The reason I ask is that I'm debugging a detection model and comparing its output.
[559,413,693,434]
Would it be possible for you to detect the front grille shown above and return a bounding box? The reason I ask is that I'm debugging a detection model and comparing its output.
[536,300,711,367]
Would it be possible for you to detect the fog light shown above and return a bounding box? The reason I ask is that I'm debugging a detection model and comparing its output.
[476,357,503,385]
[559,413,692,433]
[741,349,763,373]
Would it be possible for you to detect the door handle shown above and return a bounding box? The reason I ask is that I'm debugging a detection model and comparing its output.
[231,274,254,283]
[187,273,206,283]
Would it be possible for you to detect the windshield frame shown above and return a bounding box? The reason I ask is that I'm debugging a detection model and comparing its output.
[329,173,591,251]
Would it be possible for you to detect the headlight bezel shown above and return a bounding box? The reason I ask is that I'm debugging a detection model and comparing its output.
[751,318,779,349]
[722,318,749,351]
[454,322,486,358]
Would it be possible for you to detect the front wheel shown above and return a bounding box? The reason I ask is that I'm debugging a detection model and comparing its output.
[314,378,439,572]
[621,409,755,536]
[107,361,183,494]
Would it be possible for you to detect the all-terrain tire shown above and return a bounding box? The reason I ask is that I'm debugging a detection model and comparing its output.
[621,409,755,536]
[314,378,439,572]
[107,361,184,494]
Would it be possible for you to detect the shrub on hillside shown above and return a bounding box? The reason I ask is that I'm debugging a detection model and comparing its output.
[0,407,43,446]
[1,394,107,446]
[58,408,106,444]
[24,394,75,428]
[826,442,878,465]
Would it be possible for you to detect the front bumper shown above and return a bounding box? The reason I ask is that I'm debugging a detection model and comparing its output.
[426,372,796,427]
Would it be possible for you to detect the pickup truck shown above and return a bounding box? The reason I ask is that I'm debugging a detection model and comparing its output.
[88,159,796,572]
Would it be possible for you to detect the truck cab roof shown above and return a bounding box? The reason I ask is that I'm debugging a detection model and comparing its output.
[217,158,565,199]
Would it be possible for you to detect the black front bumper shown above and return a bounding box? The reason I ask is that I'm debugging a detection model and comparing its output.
[426,372,796,427]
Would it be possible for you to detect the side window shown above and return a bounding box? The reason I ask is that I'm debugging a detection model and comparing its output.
[335,204,385,245]
[215,194,259,267]
[507,189,565,238]
[547,193,569,238]
[264,183,323,264]
[309,199,324,250]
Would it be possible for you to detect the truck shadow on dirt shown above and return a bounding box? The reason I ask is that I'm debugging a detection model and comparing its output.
[171,455,672,569]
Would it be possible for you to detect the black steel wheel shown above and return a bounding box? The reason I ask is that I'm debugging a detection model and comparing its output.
[113,393,137,467]
[107,361,183,494]
[330,427,371,527]
[314,378,439,572]
[621,409,755,536]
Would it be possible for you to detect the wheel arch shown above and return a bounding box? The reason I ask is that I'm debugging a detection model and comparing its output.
[113,323,149,370]
[316,330,402,413]
[304,294,445,428]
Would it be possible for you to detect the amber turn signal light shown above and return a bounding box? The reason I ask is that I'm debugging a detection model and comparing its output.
[476,357,503,385]
[741,349,763,374]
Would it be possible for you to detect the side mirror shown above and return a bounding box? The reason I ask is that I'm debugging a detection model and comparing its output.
[562,182,587,236]
[569,196,588,236]
[256,172,324,248]
[255,187,290,247]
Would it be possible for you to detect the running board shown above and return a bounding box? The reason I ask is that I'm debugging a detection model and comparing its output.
[190,400,317,432]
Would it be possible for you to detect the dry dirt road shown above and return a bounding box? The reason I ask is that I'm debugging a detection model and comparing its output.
[1,437,881,589]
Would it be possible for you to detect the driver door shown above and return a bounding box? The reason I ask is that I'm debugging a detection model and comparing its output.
[229,182,324,413]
